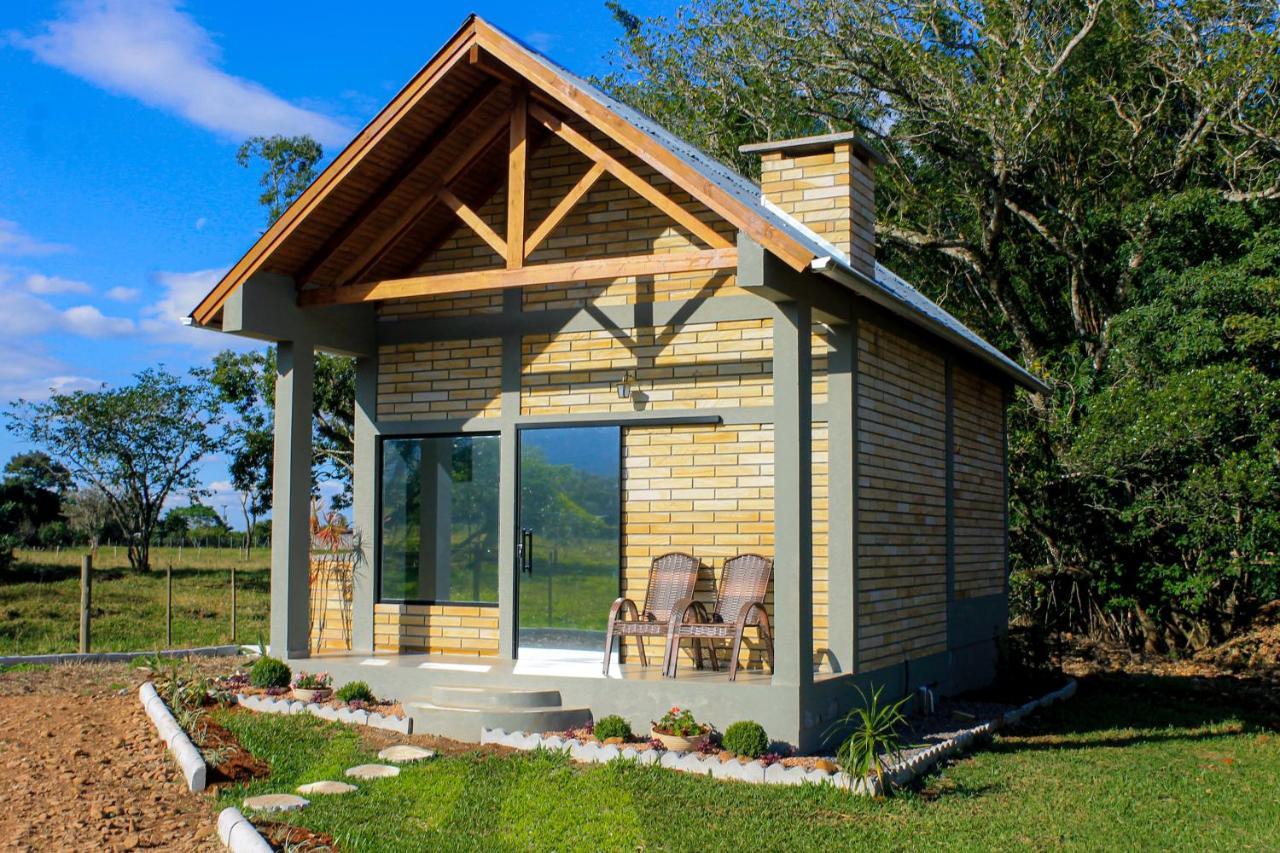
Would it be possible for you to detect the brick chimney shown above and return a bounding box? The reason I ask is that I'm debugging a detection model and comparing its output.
[740,132,882,280]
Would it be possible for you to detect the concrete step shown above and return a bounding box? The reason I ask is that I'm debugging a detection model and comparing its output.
[405,700,591,743]
[426,684,565,710]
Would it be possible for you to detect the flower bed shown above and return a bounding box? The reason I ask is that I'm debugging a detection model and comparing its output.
[482,680,1078,795]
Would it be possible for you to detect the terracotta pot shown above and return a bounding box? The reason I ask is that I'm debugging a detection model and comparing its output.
[293,687,332,703]
[649,725,709,752]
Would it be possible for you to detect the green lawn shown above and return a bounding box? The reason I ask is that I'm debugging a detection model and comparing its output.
[0,547,269,655]
[215,676,1280,851]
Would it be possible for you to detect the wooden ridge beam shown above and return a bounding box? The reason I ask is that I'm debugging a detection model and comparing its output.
[299,248,738,306]
[528,103,731,252]
[294,78,502,287]
[525,161,605,257]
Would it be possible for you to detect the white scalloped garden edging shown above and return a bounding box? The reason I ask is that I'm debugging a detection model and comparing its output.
[234,693,413,734]
[482,679,1078,796]
[216,806,273,853]
[138,681,207,792]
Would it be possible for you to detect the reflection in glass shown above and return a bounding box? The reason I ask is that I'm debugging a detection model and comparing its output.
[380,435,499,603]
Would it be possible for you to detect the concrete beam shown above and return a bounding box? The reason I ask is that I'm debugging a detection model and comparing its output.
[736,234,851,325]
[222,271,376,357]
[270,340,315,658]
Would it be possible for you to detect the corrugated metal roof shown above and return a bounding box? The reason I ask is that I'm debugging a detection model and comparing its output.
[495,20,1045,393]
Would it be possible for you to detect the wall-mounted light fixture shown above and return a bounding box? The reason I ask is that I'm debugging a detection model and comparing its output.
[616,370,635,399]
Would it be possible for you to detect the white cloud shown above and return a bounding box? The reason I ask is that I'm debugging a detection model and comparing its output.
[105,286,139,301]
[12,0,351,147]
[523,31,557,53]
[0,219,72,257]
[25,273,92,295]
[0,342,99,402]
[62,304,136,337]
[140,267,223,345]
[194,217,207,231]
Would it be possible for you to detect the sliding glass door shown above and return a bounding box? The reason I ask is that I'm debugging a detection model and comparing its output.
[517,426,621,653]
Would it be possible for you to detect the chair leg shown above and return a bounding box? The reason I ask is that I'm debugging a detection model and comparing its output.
[728,626,745,681]
[757,610,775,672]
[602,631,615,676]
[664,632,680,678]
[635,634,649,669]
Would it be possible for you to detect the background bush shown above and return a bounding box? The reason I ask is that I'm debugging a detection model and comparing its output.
[249,655,291,689]
[593,714,633,741]
[722,720,769,758]
[335,681,375,703]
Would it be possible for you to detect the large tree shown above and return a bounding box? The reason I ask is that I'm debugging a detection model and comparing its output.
[7,368,225,570]
[604,0,1280,649]
[236,134,324,226]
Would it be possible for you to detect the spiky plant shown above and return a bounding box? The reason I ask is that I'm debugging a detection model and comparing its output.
[830,685,909,793]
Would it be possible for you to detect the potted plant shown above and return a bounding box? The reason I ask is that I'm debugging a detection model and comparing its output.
[291,671,333,703]
[650,706,710,751]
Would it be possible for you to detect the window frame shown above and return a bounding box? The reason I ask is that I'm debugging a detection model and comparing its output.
[374,431,502,608]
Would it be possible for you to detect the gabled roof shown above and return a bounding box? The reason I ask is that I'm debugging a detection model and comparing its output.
[189,14,1046,394]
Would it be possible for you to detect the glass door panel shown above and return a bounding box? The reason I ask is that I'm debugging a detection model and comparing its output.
[517,426,621,653]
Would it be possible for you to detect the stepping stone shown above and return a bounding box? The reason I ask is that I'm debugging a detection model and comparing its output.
[345,763,400,780]
[243,794,308,813]
[297,781,357,795]
[377,745,436,763]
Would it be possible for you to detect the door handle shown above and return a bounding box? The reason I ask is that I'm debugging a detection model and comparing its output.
[522,529,534,575]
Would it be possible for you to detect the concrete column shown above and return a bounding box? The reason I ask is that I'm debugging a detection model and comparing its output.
[497,289,522,657]
[826,320,856,673]
[270,339,315,659]
[772,300,814,690]
[350,354,378,653]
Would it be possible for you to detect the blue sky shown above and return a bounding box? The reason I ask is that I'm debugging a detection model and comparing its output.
[0,0,669,522]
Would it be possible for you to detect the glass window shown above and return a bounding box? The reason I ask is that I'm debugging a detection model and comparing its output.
[379,434,500,603]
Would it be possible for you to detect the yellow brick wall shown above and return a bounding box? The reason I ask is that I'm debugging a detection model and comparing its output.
[309,555,353,653]
[379,289,504,320]
[856,320,948,672]
[620,423,775,669]
[521,320,772,416]
[953,366,1007,599]
[377,338,502,421]
[373,603,500,655]
[758,143,874,278]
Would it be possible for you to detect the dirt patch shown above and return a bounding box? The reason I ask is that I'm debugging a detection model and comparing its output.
[0,688,219,850]
[198,714,269,787]
[257,821,336,851]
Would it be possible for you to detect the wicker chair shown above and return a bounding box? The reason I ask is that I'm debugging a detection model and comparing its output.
[602,552,702,675]
[663,553,774,681]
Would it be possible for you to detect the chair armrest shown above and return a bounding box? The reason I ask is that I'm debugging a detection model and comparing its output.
[732,601,768,627]
[608,597,640,622]
[666,597,709,630]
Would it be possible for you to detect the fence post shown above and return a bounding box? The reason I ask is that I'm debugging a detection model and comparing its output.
[230,564,237,644]
[166,563,173,647]
[79,554,92,654]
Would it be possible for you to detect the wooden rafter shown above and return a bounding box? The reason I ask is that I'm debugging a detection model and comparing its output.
[528,103,732,251]
[507,89,528,269]
[299,248,738,306]
[438,187,507,257]
[294,78,502,287]
[333,109,512,286]
[525,161,606,257]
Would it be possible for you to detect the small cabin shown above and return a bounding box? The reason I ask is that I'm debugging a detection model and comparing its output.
[189,15,1046,750]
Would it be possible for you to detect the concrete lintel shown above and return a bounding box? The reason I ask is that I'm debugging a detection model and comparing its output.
[736,234,852,325]
[223,271,376,356]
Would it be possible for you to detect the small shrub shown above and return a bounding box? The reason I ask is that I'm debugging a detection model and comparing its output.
[828,685,909,792]
[249,656,291,689]
[722,720,770,758]
[593,714,633,742]
[653,706,706,737]
[335,681,375,703]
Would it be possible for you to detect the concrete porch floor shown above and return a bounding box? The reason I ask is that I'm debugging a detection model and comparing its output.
[285,649,845,747]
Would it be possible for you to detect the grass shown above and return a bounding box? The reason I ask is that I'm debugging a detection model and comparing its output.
[215,675,1280,851]
[0,547,269,655]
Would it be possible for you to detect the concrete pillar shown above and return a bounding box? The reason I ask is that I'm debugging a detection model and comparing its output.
[270,339,315,659]
[417,439,454,600]
[826,320,856,673]
[350,354,378,653]
[498,289,522,657]
[772,299,814,690]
